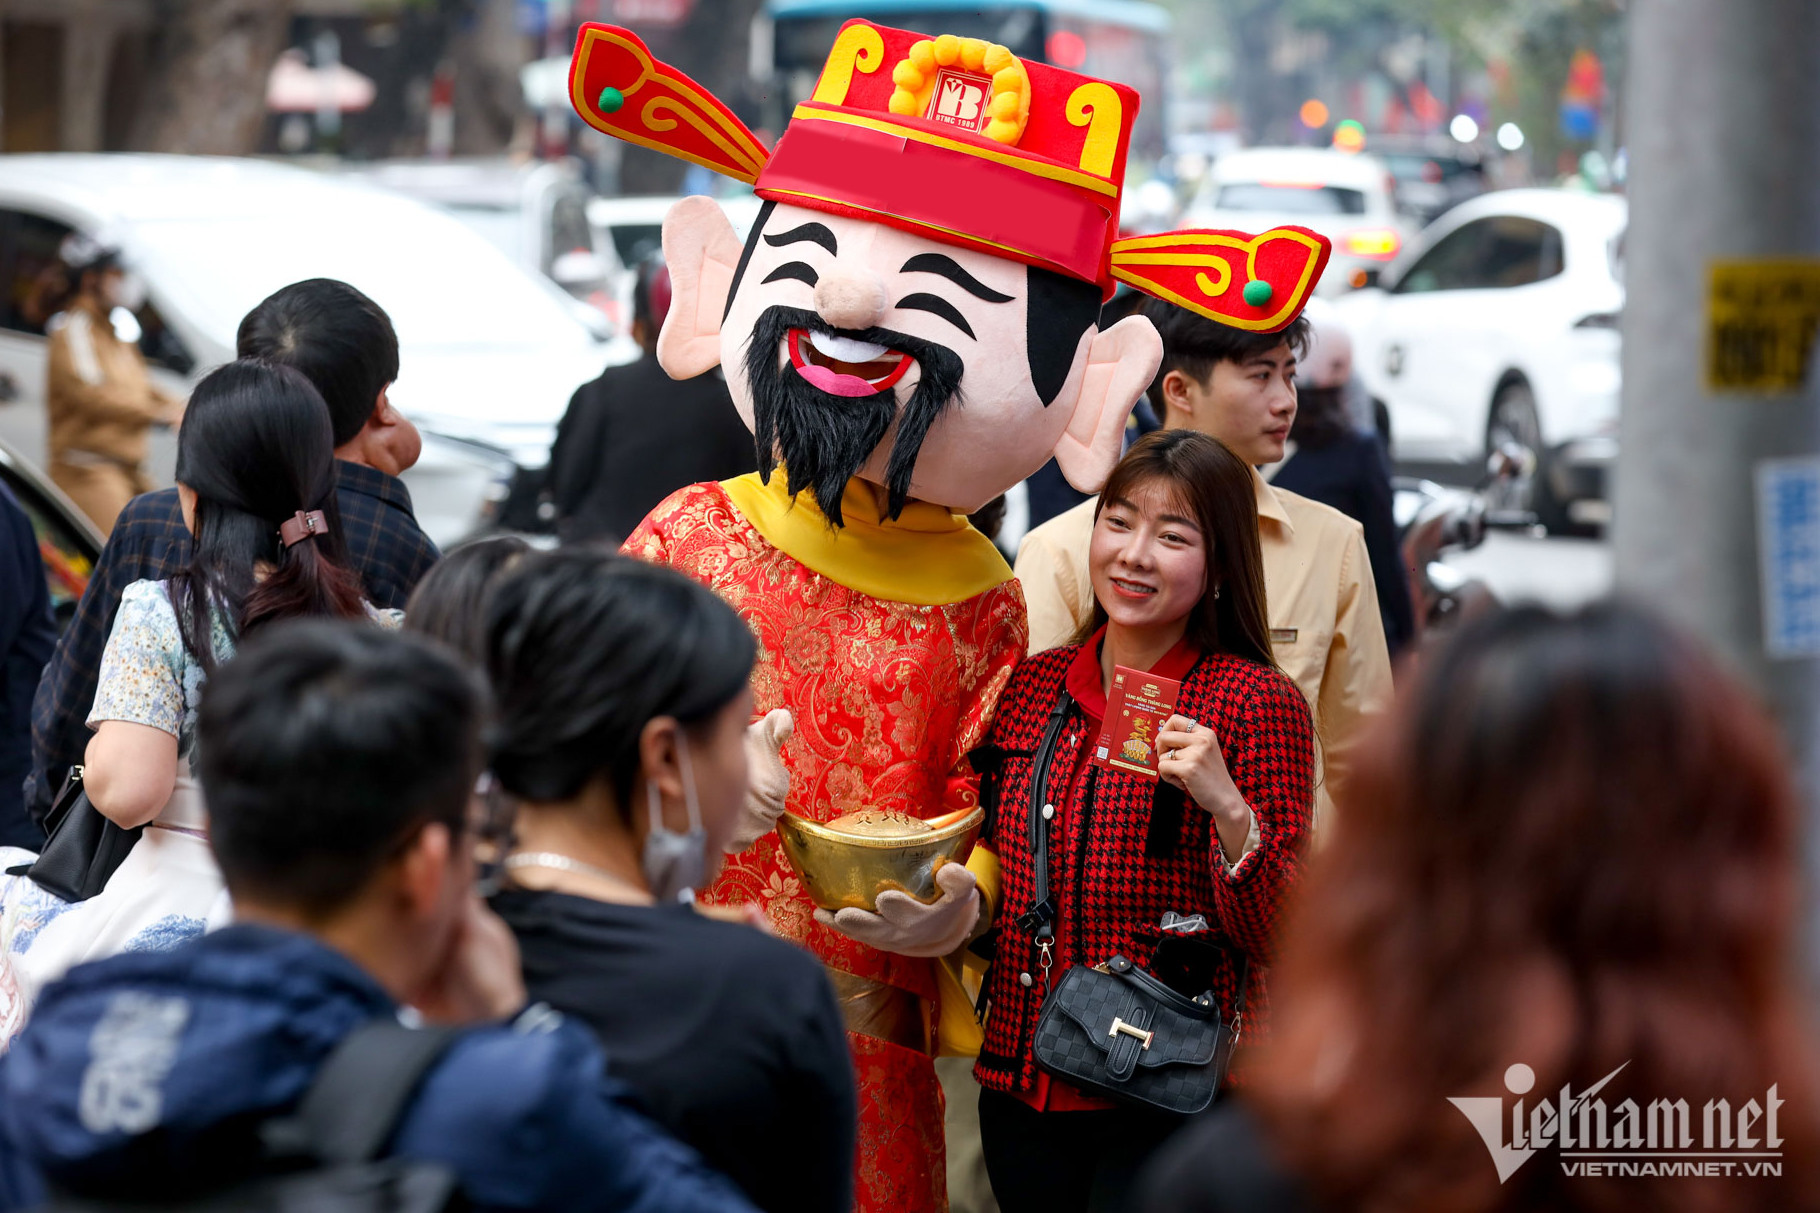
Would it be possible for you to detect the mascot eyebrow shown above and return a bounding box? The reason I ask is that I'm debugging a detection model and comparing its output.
[728,200,1101,405]
[899,254,1014,303]
[764,222,838,255]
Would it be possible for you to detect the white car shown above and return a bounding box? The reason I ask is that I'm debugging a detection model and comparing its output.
[0,155,626,546]
[1335,188,1626,530]
[339,158,626,340]
[1181,147,1416,295]
[587,192,766,276]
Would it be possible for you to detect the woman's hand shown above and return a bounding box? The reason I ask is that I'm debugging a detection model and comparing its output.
[1156,713,1253,865]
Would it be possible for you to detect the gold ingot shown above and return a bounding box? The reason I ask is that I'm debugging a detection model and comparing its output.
[776,806,984,913]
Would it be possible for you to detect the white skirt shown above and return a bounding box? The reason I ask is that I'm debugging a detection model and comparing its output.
[0,777,232,1044]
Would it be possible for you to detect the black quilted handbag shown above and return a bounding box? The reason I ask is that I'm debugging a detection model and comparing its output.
[1017,694,1246,1115]
[1032,953,1243,1115]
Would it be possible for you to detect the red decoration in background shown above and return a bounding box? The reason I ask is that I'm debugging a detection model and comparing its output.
[1046,29,1086,68]
[1563,48,1605,106]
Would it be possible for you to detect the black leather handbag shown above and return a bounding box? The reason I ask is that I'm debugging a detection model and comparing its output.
[1032,952,1243,1115]
[1019,694,1247,1115]
[3,765,144,902]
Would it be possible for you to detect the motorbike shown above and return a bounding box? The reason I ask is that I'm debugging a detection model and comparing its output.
[1393,476,1500,639]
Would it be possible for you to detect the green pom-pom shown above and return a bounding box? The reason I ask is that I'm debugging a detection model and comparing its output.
[597,86,625,114]
[1242,279,1273,307]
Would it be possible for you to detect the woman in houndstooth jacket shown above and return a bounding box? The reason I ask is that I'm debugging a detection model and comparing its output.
[970,430,1315,1213]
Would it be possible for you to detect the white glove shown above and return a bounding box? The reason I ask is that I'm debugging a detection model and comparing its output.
[726,708,793,853]
[814,862,980,957]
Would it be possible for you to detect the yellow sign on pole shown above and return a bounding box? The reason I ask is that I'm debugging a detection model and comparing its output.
[1708,259,1820,392]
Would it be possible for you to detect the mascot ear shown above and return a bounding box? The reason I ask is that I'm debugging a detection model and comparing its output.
[657,196,746,378]
[1051,315,1164,493]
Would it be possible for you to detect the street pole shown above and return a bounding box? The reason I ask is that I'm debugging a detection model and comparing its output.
[1616,0,1820,958]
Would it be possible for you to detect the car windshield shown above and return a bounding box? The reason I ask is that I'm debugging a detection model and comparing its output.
[1214,183,1366,215]
[127,199,589,351]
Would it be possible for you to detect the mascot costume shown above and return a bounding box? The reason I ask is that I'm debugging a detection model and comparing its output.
[567,21,1330,1211]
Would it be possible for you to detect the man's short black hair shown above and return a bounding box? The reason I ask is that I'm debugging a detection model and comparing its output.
[237,279,401,448]
[1142,297,1311,413]
[197,620,484,916]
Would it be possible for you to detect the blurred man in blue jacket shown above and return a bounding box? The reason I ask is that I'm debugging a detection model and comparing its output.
[0,622,759,1213]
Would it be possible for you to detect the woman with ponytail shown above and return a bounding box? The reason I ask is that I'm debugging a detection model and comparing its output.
[0,360,398,1041]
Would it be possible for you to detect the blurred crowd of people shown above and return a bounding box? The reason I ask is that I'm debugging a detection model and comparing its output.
[0,264,1812,1213]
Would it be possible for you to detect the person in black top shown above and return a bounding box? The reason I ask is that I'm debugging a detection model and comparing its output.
[1269,309,1415,657]
[546,256,757,544]
[482,550,856,1213]
[24,279,439,827]
[0,481,56,850]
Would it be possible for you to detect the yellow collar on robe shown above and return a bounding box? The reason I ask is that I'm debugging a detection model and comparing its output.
[721,470,1013,606]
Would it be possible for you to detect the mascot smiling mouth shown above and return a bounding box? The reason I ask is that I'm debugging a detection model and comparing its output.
[748,306,966,525]
[786,328,914,397]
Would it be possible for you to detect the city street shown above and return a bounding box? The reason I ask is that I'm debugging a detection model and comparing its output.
[1443,527,1612,611]
[3,1,1817,1211]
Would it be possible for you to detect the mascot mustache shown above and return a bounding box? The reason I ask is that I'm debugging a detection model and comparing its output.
[745,306,965,526]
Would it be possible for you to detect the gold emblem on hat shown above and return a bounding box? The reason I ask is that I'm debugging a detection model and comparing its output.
[888,35,1030,146]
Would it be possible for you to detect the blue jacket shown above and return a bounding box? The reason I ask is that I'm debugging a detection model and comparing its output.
[0,925,760,1213]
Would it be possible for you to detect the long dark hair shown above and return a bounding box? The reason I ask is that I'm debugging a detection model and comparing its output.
[403,535,530,665]
[1071,429,1275,669]
[170,359,366,666]
[484,551,756,817]
[1251,603,1820,1212]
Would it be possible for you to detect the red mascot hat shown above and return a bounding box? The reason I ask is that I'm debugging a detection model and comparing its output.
[570,19,1330,333]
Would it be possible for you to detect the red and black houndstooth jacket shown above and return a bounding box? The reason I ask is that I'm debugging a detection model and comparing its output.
[971,641,1314,1096]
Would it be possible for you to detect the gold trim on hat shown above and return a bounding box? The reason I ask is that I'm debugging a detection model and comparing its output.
[569,25,768,182]
[787,104,1120,197]
[1109,229,1328,332]
[812,22,886,107]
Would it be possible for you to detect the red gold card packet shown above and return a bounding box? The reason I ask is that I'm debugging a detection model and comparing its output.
[1092,666,1183,781]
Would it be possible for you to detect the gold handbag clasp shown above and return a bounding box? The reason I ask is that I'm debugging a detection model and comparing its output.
[1108,1017,1153,1049]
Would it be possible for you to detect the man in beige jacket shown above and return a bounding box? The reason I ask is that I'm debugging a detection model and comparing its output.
[1015,298,1394,827]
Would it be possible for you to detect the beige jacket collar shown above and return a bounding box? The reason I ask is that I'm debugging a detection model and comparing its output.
[1253,466,1296,536]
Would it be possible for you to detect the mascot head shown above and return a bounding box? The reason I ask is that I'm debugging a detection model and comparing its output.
[571,21,1330,523]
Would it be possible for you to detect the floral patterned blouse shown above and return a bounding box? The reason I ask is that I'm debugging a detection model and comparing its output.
[87,579,404,764]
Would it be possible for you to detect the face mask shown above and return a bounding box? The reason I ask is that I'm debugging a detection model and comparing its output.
[642,731,707,904]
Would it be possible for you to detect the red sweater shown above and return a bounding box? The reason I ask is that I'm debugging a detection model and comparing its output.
[972,630,1314,1100]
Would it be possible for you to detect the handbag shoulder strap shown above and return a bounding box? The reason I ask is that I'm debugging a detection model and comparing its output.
[1228,954,1250,1038]
[1015,692,1076,948]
